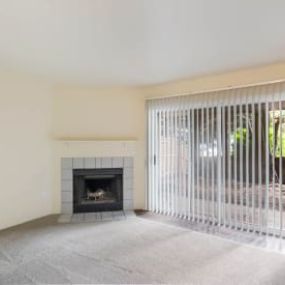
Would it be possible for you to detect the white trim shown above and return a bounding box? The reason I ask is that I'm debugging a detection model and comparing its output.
[146,79,285,101]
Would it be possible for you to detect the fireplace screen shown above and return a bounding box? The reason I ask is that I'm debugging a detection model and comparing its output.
[73,168,123,213]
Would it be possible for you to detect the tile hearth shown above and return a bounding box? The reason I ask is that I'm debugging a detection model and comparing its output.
[58,210,136,224]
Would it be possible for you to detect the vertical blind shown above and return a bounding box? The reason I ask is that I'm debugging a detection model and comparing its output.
[147,82,285,236]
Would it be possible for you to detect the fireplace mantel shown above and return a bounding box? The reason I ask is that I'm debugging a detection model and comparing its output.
[54,139,137,158]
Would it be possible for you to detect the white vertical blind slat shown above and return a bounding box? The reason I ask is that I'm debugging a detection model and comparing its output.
[279,90,283,235]
[227,103,232,228]
[239,96,244,231]
[191,108,195,220]
[217,103,222,226]
[196,107,200,221]
[258,101,262,234]
[200,104,206,223]
[265,100,269,235]
[222,104,226,226]
[245,97,250,231]
[252,101,256,232]
[233,102,238,229]
[187,107,191,220]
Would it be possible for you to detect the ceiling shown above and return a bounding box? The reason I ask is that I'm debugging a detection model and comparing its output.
[0,0,285,86]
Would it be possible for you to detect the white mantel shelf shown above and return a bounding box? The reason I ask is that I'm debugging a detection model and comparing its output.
[54,138,138,142]
[53,139,138,157]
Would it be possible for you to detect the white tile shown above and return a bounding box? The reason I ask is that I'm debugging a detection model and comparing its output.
[61,158,72,169]
[101,157,112,168]
[62,203,73,214]
[62,169,72,180]
[95,158,102,168]
[58,214,72,223]
[84,158,95,169]
[71,213,84,223]
[72,157,84,169]
[95,212,102,220]
[123,168,133,179]
[124,189,133,200]
[124,178,133,189]
[84,212,97,222]
[112,211,125,220]
[62,180,73,192]
[101,211,113,221]
[124,157,133,168]
[73,158,84,168]
[123,200,134,210]
[61,191,73,203]
[124,210,136,217]
[112,157,123,168]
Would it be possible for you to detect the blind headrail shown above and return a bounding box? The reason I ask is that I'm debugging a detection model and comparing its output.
[146,78,285,101]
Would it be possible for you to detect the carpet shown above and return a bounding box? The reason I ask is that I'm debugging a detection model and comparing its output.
[0,214,285,284]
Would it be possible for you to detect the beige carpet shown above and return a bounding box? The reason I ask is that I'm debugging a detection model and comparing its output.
[0,214,285,284]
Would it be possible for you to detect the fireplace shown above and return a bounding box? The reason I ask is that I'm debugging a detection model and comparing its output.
[73,168,123,213]
[61,157,134,214]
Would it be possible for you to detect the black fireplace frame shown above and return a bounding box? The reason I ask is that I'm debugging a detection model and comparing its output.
[73,168,123,213]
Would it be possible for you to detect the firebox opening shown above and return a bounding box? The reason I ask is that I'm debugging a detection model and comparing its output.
[84,176,117,204]
[73,168,123,213]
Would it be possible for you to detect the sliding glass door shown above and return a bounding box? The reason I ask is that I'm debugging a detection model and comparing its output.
[147,83,285,236]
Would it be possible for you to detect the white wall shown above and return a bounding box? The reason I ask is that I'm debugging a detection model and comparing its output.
[0,79,146,231]
[52,86,146,210]
[0,72,53,230]
[142,62,285,98]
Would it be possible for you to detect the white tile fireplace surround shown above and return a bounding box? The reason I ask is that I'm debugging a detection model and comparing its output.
[61,157,134,214]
